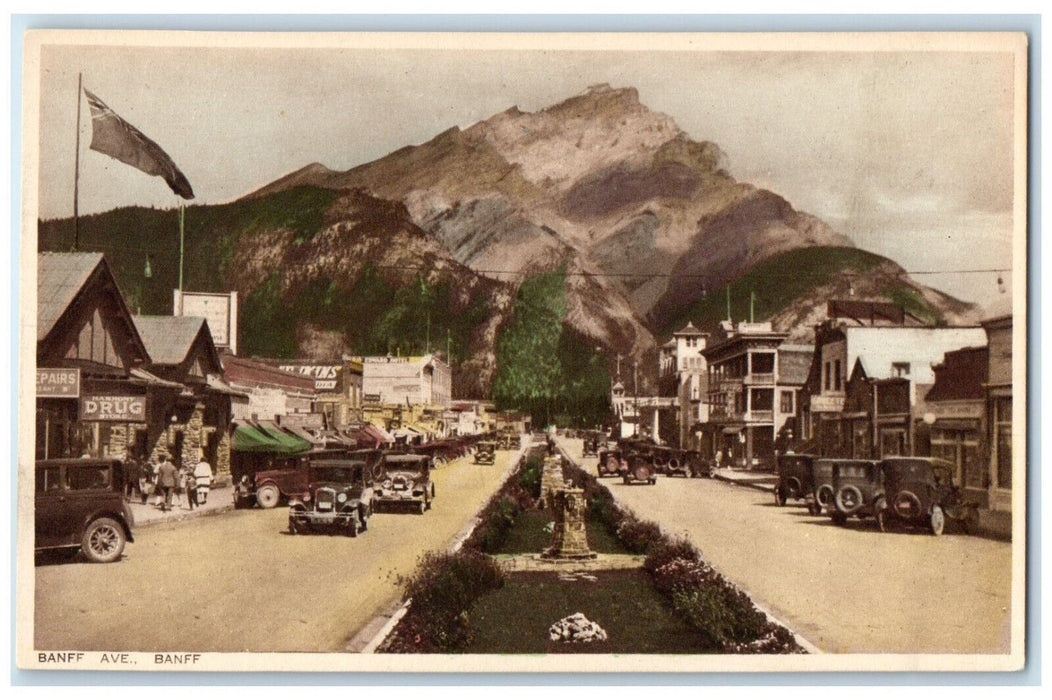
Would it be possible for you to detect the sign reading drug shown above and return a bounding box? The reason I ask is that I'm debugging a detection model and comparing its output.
[37,368,80,398]
[80,395,146,422]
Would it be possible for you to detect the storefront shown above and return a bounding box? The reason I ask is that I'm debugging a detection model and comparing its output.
[36,253,150,460]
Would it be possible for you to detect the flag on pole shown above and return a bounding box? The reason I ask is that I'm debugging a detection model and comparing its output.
[84,89,195,199]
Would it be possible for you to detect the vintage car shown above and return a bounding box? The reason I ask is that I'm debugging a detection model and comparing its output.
[36,458,135,563]
[877,457,979,535]
[774,453,821,514]
[686,452,714,478]
[240,449,383,509]
[374,454,435,514]
[474,441,496,465]
[287,460,374,536]
[811,459,836,514]
[830,459,883,525]
[621,452,658,485]
[497,432,522,450]
[581,434,600,457]
[596,447,626,477]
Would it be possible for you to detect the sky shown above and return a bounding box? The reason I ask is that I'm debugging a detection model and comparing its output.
[28,32,1024,309]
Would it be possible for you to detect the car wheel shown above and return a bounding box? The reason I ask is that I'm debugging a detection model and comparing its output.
[431,483,436,498]
[81,517,126,563]
[359,507,369,531]
[288,519,298,535]
[418,500,427,515]
[930,504,946,536]
[774,486,786,507]
[835,485,864,516]
[256,484,280,509]
[807,500,821,516]
[786,477,803,499]
[348,514,360,538]
[816,485,834,509]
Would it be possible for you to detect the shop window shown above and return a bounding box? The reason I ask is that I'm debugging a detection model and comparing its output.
[834,360,842,391]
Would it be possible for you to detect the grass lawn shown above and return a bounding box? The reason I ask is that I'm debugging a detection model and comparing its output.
[462,570,719,654]
[493,509,626,555]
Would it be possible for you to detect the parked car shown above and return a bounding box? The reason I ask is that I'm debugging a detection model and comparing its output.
[36,458,134,563]
[877,457,979,535]
[811,459,836,514]
[582,434,600,457]
[596,448,626,477]
[687,452,714,478]
[830,459,883,525]
[621,453,657,485]
[287,459,374,536]
[774,453,821,514]
[474,441,496,465]
[374,454,435,514]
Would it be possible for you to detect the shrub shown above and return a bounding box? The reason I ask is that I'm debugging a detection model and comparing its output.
[517,456,543,499]
[615,518,664,554]
[385,549,505,653]
[643,536,701,574]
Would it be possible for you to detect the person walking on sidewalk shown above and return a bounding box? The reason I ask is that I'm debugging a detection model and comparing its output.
[184,468,198,510]
[156,453,178,512]
[193,453,213,505]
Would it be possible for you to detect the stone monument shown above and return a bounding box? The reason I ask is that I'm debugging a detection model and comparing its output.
[538,455,565,510]
[541,485,597,560]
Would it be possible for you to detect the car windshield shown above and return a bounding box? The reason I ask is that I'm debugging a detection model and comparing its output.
[836,463,872,479]
[311,465,363,483]
[884,459,932,482]
[780,456,810,470]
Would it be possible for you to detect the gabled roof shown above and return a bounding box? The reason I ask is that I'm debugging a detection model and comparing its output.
[777,345,814,386]
[925,346,989,402]
[133,315,214,366]
[37,252,105,342]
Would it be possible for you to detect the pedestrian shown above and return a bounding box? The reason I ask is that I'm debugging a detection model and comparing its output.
[141,459,156,505]
[123,454,141,501]
[155,453,178,512]
[714,449,724,470]
[185,469,198,510]
[193,452,213,505]
[173,464,186,508]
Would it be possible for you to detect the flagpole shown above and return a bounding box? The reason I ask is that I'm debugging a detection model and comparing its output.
[179,205,185,291]
[72,73,82,252]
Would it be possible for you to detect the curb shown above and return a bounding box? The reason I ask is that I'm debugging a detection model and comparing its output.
[130,501,235,528]
[354,441,532,654]
[712,472,776,494]
[560,443,823,655]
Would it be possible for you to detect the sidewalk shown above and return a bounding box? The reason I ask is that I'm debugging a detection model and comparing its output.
[712,468,776,493]
[127,483,235,527]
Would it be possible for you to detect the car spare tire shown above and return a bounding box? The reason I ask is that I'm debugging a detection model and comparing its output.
[892,490,923,520]
[786,476,803,499]
[816,484,834,508]
[835,485,864,516]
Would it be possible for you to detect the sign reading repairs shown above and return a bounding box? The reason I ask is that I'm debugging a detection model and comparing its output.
[80,395,146,422]
[36,367,80,398]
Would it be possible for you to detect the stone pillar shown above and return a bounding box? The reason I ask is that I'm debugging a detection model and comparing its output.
[215,428,232,483]
[538,455,565,511]
[181,402,206,471]
[541,486,596,560]
[106,423,128,458]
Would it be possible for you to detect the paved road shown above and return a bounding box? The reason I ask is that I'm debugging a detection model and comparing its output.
[34,450,518,653]
[562,439,1013,654]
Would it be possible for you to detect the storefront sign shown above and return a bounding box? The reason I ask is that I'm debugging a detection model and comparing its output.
[37,368,80,398]
[363,393,382,403]
[80,395,146,422]
[278,364,344,393]
[928,402,983,420]
[810,395,845,413]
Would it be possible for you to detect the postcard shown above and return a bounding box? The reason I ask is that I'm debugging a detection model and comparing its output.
[17,29,1028,673]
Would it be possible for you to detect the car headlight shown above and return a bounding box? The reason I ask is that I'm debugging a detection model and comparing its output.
[337,493,348,504]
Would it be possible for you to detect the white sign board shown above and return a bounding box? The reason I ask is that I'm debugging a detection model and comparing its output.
[174,290,238,353]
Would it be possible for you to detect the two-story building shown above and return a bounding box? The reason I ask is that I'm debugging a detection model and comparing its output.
[657,322,710,449]
[981,306,1014,514]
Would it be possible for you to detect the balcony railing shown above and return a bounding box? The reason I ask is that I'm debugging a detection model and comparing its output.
[743,373,775,385]
[745,410,774,423]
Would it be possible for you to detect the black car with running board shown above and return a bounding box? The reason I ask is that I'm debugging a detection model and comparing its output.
[287,460,374,537]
